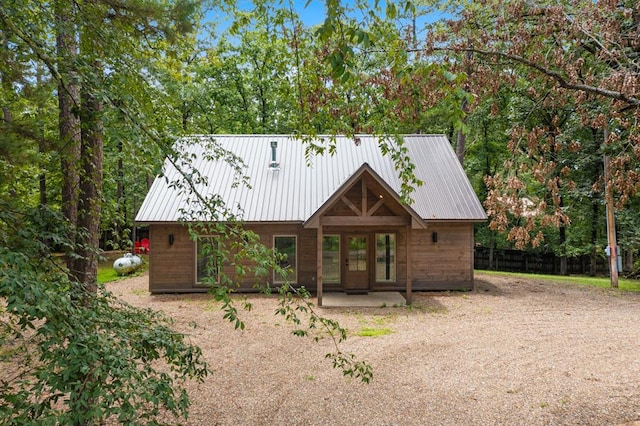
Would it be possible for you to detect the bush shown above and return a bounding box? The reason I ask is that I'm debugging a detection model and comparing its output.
[0,203,208,425]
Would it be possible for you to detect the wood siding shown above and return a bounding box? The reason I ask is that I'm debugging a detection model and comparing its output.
[149,224,195,292]
[149,223,321,293]
[147,173,475,293]
[411,223,474,291]
[149,222,475,294]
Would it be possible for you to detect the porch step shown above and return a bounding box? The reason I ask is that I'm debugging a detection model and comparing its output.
[321,292,406,308]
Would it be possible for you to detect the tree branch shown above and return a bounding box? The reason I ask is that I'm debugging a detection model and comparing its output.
[0,8,80,111]
[422,46,640,107]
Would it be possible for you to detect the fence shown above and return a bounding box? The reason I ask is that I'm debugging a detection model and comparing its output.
[474,246,609,275]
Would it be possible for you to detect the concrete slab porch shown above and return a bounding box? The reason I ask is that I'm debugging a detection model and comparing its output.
[321,292,406,308]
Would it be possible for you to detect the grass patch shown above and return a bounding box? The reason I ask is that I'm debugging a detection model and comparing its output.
[356,327,393,337]
[97,254,148,284]
[477,269,640,293]
[97,266,121,284]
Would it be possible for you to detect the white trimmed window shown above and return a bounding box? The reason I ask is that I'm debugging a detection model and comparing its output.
[273,235,297,283]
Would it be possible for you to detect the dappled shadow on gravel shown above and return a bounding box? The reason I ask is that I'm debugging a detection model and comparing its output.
[104,271,640,426]
[149,293,209,303]
[473,278,502,295]
[474,272,590,300]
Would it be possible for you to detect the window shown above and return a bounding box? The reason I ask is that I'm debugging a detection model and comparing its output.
[348,236,367,271]
[375,233,396,282]
[196,236,220,285]
[274,236,297,283]
[322,235,340,283]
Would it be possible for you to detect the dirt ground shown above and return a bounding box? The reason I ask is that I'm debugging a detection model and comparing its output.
[105,272,640,425]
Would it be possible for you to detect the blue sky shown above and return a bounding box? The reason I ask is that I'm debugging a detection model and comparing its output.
[204,1,452,34]
[295,1,327,26]
[294,1,453,27]
[203,1,327,31]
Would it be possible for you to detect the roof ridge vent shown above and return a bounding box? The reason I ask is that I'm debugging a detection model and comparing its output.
[269,140,280,170]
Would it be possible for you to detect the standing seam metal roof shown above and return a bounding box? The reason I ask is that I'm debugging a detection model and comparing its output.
[135,134,487,223]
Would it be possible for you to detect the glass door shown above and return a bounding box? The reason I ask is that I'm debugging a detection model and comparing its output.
[344,235,369,293]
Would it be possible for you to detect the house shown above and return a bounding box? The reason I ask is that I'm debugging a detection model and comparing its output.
[135,134,487,305]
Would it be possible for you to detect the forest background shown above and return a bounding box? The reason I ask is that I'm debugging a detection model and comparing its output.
[1,0,639,423]
[3,0,640,274]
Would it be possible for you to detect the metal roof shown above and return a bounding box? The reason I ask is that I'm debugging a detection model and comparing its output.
[135,134,487,223]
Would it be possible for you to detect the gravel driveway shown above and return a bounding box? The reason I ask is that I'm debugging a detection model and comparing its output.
[107,272,640,425]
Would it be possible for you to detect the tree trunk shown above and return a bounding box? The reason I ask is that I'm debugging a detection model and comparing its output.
[604,150,619,288]
[39,168,47,206]
[36,66,48,208]
[455,50,473,165]
[3,107,16,199]
[115,138,124,249]
[182,101,189,132]
[1,30,11,133]
[590,200,598,276]
[455,95,467,164]
[56,0,81,269]
[72,80,103,293]
[455,121,466,165]
[559,224,567,275]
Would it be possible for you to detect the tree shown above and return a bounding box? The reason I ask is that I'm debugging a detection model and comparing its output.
[176,3,299,134]
[56,0,81,269]
[0,199,209,424]
[426,0,640,250]
[1,1,375,422]
[305,0,638,265]
[1,1,212,423]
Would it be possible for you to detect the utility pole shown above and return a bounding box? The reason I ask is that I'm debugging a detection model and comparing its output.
[603,128,619,288]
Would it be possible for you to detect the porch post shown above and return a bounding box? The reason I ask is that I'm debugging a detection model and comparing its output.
[406,225,413,305]
[317,222,323,307]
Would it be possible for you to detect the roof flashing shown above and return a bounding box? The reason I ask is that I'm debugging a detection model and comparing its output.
[268,140,280,170]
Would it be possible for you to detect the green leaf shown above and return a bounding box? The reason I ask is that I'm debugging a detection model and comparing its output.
[443,70,457,82]
[386,2,397,20]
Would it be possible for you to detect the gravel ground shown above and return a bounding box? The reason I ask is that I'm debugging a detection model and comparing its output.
[106,272,640,425]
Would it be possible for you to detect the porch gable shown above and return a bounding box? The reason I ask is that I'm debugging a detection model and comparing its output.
[303,163,426,229]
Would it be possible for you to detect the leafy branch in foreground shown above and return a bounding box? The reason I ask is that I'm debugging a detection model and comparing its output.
[275,281,374,383]
[186,218,374,384]
[0,202,208,425]
[171,138,372,383]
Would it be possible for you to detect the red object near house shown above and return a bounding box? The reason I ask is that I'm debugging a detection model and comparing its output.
[141,238,150,253]
[134,241,143,254]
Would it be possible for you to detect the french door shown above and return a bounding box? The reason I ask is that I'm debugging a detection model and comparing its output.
[344,234,369,293]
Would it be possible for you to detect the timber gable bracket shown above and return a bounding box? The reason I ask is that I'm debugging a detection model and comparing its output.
[303,163,426,229]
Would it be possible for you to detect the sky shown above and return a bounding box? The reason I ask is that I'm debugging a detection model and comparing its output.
[203,1,452,36]
[294,1,327,26]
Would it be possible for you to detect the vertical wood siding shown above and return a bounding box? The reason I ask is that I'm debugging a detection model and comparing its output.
[411,223,474,290]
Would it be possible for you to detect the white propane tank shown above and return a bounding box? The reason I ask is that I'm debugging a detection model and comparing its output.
[113,253,143,275]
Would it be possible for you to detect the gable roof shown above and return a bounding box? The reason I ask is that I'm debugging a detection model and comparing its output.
[302,162,427,228]
[135,134,487,224]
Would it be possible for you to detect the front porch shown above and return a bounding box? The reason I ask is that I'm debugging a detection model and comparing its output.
[304,164,426,306]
